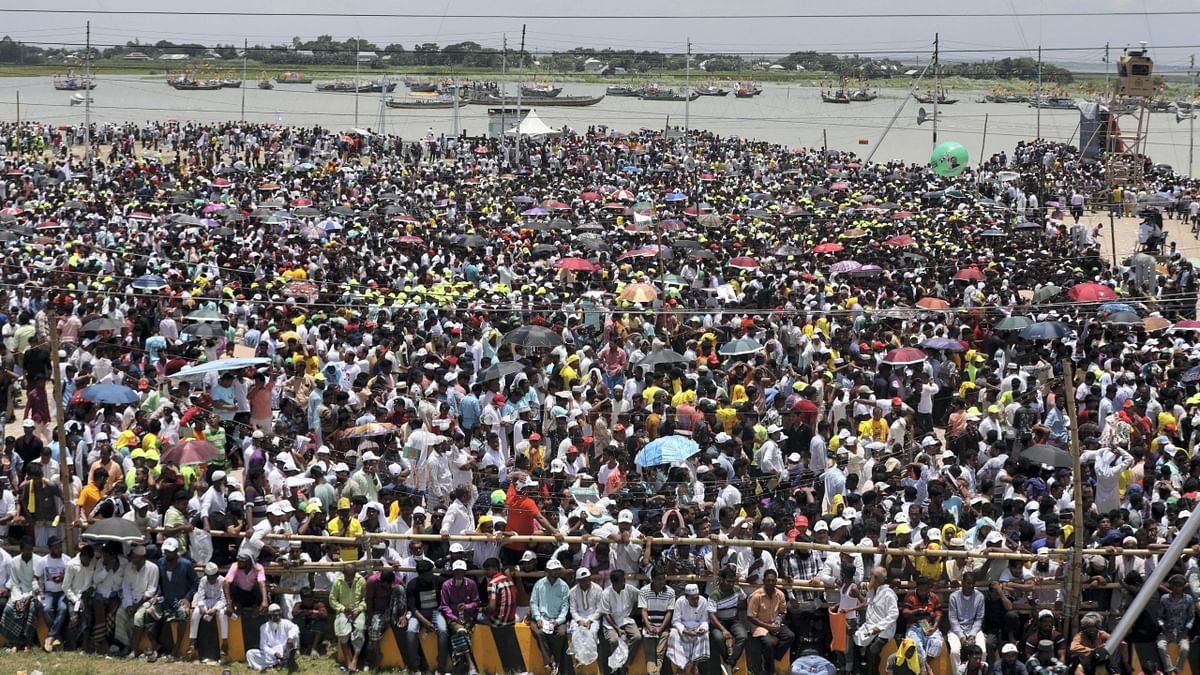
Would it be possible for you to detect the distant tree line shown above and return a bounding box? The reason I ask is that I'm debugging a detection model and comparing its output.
[942,57,1074,84]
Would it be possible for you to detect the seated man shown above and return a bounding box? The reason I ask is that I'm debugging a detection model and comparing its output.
[246,603,299,673]
[531,558,571,675]
[187,562,229,662]
[747,570,794,675]
[291,587,330,657]
[902,576,945,666]
[1068,614,1128,675]
[707,566,748,675]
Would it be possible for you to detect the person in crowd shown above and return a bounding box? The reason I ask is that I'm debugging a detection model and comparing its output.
[245,602,299,672]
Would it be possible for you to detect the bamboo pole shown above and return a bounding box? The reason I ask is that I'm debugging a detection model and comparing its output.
[1063,360,1086,638]
[47,309,76,553]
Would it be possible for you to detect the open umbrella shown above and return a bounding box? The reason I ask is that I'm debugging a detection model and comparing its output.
[829,261,862,274]
[1033,285,1063,303]
[1183,366,1200,383]
[1143,316,1171,332]
[1019,321,1070,341]
[1067,282,1117,302]
[728,257,759,270]
[618,283,659,303]
[79,383,139,405]
[161,439,220,466]
[1103,311,1142,326]
[168,357,271,379]
[915,297,950,310]
[812,242,845,254]
[885,234,916,247]
[994,316,1032,331]
[1018,444,1074,468]
[635,435,700,467]
[953,267,986,282]
[82,518,146,545]
[185,307,225,322]
[1171,320,1200,332]
[719,338,764,356]
[479,360,525,383]
[337,422,400,439]
[635,349,689,368]
[554,257,601,272]
[882,347,927,366]
[501,325,563,349]
[81,317,121,333]
[181,323,221,339]
[132,274,169,290]
[921,338,965,352]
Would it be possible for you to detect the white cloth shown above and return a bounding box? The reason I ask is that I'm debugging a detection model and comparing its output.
[855,585,898,646]
[62,554,94,610]
[667,596,711,668]
[246,618,299,671]
[568,582,604,665]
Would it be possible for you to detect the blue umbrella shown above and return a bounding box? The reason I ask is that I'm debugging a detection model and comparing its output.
[1019,321,1070,341]
[635,435,700,467]
[132,274,168,290]
[921,337,965,352]
[664,192,688,202]
[622,166,642,174]
[1098,303,1136,315]
[79,383,139,405]
[1184,366,1200,384]
[168,357,271,379]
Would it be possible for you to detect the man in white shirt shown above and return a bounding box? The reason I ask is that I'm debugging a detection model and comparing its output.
[34,534,69,651]
[188,562,230,662]
[600,569,641,673]
[441,485,476,538]
[114,544,159,658]
[947,570,987,666]
[757,425,786,476]
[858,567,898,675]
[569,567,604,669]
[1,538,41,651]
[246,602,299,672]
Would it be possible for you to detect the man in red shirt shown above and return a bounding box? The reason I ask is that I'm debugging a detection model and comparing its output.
[502,478,561,566]
[482,557,525,674]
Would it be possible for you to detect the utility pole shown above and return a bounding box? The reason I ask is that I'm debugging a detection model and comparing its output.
[1063,360,1085,638]
[516,24,526,166]
[452,83,460,137]
[15,91,18,126]
[240,38,247,121]
[1036,45,1043,139]
[501,35,507,157]
[354,36,361,127]
[1103,42,1110,100]
[375,73,388,136]
[84,21,92,172]
[980,113,989,164]
[931,33,939,146]
[1190,54,1196,177]
[684,38,692,137]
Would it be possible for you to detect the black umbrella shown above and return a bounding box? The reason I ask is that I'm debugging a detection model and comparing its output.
[479,360,525,383]
[330,205,357,216]
[182,323,221,339]
[212,227,236,237]
[531,244,558,256]
[82,317,121,333]
[1018,444,1074,468]
[82,518,146,544]
[293,207,321,217]
[501,325,563,349]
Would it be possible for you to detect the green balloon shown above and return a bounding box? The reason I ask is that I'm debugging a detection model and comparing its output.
[930,141,969,177]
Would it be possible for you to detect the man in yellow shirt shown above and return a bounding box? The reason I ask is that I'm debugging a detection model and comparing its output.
[76,466,108,526]
[857,406,890,444]
[328,497,364,560]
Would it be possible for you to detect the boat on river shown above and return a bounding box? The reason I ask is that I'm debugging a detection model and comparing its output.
[278,71,313,84]
[386,95,468,109]
[53,76,95,91]
[315,80,397,93]
[640,86,699,102]
[469,93,604,107]
[694,84,729,96]
[519,83,562,98]
[913,89,959,104]
[606,85,643,97]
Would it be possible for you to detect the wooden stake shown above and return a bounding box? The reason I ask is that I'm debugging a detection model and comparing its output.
[47,309,76,554]
[1063,360,1085,637]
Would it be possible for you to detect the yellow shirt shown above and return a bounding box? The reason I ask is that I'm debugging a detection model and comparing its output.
[715,407,738,433]
[857,418,889,444]
[328,516,364,560]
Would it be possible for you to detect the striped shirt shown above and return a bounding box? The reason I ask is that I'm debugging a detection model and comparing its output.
[708,584,746,622]
[486,572,517,626]
[638,584,677,627]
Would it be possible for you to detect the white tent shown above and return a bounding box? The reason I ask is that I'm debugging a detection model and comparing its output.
[507,109,558,137]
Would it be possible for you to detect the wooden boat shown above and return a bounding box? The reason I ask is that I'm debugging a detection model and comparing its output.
[53,77,95,91]
[169,79,223,91]
[821,89,851,104]
[407,81,439,93]
[385,95,467,109]
[694,84,728,96]
[913,90,958,104]
[219,79,242,89]
[733,83,763,97]
[850,88,877,102]
[606,85,643,96]
[278,71,313,84]
[257,79,274,90]
[519,83,562,98]
[470,93,604,107]
[640,87,699,102]
[1028,96,1076,110]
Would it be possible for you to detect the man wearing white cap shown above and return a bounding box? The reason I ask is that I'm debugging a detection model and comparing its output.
[667,583,711,675]
[187,562,229,662]
[758,425,786,476]
[344,450,382,503]
[568,567,603,669]
[198,471,227,532]
[245,603,299,672]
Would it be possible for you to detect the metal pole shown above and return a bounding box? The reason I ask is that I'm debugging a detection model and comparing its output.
[865,59,932,164]
[822,129,827,154]
[1036,45,1043,139]
[15,91,18,127]
[1190,55,1196,177]
[980,113,989,162]
[1109,211,1118,267]
[500,36,507,150]
[1062,360,1085,638]
[516,24,525,166]
[84,21,92,171]
[1103,42,1110,100]
[354,36,361,127]
[1102,499,1200,659]
[452,84,460,137]
[684,38,691,137]
[932,33,939,147]
[47,310,75,554]
[240,39,247,121]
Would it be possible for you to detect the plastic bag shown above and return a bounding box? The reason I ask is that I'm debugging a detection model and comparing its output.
[607,639,630,670]
[189,529,213,565]
[569,621,599,666]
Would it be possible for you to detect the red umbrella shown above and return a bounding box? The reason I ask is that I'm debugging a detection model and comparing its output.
[830,182,850,191]
[579,191,601,202]
[885,234,915,247]
[554,257,601,272]
[728,257,760,269]
[953,266,986,282]
[1067,282,1117,302]
[291,197,313,207]
[35,220,64,230]
[473,146,489,154]
[162,439,220,466]
[812,242,845,254]
[610,189,635,201]
[658,219,686,231]
[391,214,420,224]
[882,347,927,366]
[1172,320,1200,331]
[395,235,424,244]
[603,202,627,210]
[618,248,658,260]
[916,297,951,310]
[891,210,914,219]
[544,200,570,210]
[0,207,22,215]
[212,177,231,187]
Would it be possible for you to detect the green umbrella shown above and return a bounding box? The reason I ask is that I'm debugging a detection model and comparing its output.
[994,316,1032,331]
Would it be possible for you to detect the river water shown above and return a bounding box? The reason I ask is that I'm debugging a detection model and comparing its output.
[0,75,1195,172]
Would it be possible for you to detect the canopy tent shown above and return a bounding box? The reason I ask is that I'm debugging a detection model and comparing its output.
[506,109,559,137]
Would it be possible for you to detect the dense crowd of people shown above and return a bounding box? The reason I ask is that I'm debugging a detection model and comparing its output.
[0,118,1195,675]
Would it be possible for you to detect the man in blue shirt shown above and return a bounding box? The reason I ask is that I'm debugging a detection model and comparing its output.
[459,383,482,442]
[154,537,198,660]
[530,558,570,675]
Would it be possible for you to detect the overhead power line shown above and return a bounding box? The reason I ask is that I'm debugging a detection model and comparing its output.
[2,8,1200,20]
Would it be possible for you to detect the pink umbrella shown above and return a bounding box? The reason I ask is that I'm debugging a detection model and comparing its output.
[161,439,220,466]
[395,235,424,244]
[892,211,914,220]
[618,248,658,261]
[830,260,863,274]
[812,242,845,254]
[953,266,986,282]
[128,211,153,221]
[35,220,64,230]
[579,191,601,202]
[544,200,570,210]
[882,347,927,366]
[201,203,226,214]
[291,197,313,207]
[212,177,231,187]
[728,257,760,269]
[830,182,850,191]
[391,214,420,224]
[885,234,915,247]
[1172,319,1200,331]
[1067,282,1117,302]
[473,146,489,154]
[0,207,22,215]
[554,257,602,272]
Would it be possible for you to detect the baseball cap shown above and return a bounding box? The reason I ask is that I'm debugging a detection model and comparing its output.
[162,538,181,552]
[617,509,634,524]
[227,491,245,503]
[362,450,380,462]
[576,568,591,580]
[545,559,563,570]
[449,543,465,553]
[684,583,700,596]
[22,419,34,428]
[336,497,351,510]
[1038,609,1054,619]
[521,550,537,562]
[205,562,219,575]
[452,560,468,571]
[211,471,227,482]
[1001,644,1019,655]
[894,523,912,535]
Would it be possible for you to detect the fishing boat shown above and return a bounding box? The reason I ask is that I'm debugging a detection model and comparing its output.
[315,80,397,93]
[605,85,643,97]
[694,84,728,96]
[469,93,604,107]
[278,71,313,84]
[219,79,242,89]
[639,86,699,102]
[385,95,467,109]
[821,88,851,104]
[407,81,439,93]
[519,83,562,98]
[169,78,223,91]
[913,89,958,104]
[1028,96,1077,110]
[733,82,763,98]
[53,76,96,91]
[850,88,878,102]
[257,79,274,90]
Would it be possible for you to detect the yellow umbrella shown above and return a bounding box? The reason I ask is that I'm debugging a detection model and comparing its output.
[618,282,658,303]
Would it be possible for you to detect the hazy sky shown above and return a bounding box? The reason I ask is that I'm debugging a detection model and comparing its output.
[4,0,1200,67]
